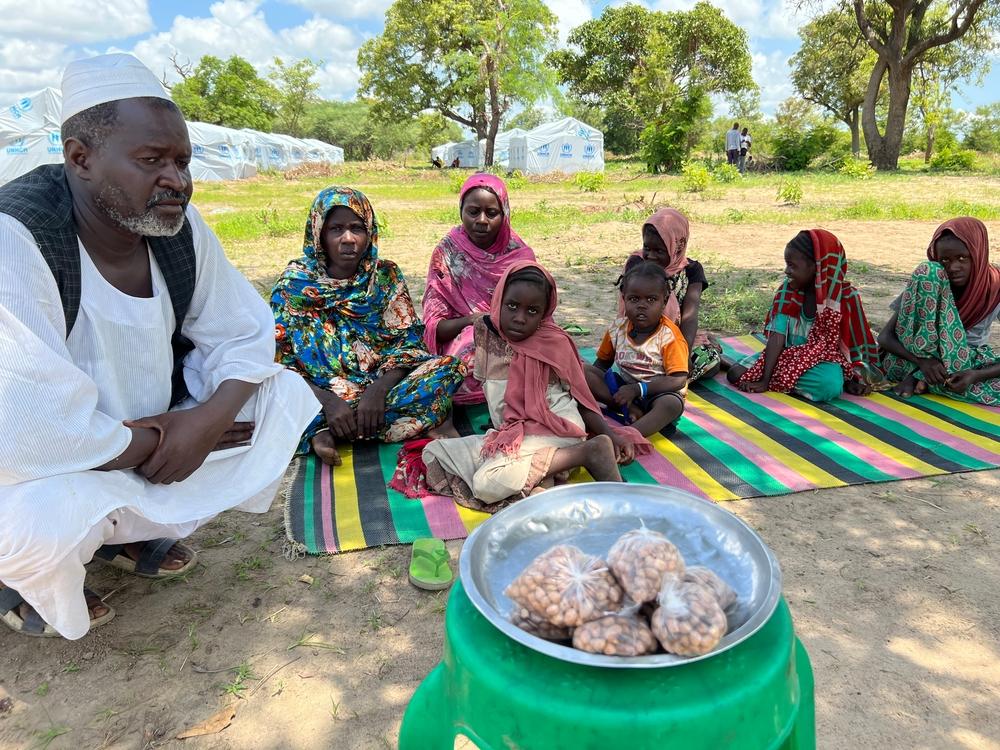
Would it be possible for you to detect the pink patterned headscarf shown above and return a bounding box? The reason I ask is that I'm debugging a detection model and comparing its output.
[421,174,536,355]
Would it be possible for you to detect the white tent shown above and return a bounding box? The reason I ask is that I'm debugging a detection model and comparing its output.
[0,88,63,185]
[446,138,483,168]
[431,141,453,163]
[187,122,257,181]
[508,117,604,174]
[477,128,527,169]
[0,86,343,184]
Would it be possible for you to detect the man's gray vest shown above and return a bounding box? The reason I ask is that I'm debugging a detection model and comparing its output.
[0,164,196,406]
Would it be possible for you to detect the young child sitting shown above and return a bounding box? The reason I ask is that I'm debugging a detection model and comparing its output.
[725,229,880,401]
[421,262,649,512]
[585,261,690,437]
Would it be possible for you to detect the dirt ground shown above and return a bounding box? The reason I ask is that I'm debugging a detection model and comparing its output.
[2,174,999,749]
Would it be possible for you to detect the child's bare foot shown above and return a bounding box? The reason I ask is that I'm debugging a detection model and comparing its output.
[726,364,748,385]
[627,403,644,423]
[427,416,460,439]
[581,435,622,482]
[553,470,571,484]
[311,430,341,466]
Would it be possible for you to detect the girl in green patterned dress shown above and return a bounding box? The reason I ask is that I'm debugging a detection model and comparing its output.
[879,218,1000,404]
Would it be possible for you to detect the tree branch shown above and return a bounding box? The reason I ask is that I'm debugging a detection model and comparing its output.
[853,0,889,57]
[904,0,988,65]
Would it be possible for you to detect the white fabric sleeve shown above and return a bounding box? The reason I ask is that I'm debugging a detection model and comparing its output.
[179,205,282,402]
[0,215,131,484]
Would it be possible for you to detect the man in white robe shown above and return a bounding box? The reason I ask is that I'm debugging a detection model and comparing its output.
[0,54,319,639]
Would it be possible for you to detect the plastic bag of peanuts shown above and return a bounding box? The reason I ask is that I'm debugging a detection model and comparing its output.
[572,607,658,657]
[509,606,572,641]
[504,544,624,628]
[650,577,728,657]
[607,527,685,604]
[683,566,737,611]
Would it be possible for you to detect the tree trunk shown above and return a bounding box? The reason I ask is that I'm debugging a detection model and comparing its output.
[862,57,911,170]
[847,106,861,158]
[924,123,935,163]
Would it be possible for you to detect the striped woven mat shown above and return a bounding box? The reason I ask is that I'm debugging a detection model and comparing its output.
[284,338,1000,554]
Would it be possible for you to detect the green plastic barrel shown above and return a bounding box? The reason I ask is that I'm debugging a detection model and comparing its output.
[400,581,815,750]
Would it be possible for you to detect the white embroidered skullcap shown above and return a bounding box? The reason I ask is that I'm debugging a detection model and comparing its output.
[61,53,171,124]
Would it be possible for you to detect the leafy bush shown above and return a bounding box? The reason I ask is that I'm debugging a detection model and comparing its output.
[772,123,839,171]
[681,162,713,193]
[573,171,606,192]
[640,91,711,172]
[839,159,876,180]
[929,148,977,172]
[713,163,741,183]
[505,169,528,190]
[448,171,468,193]
[776,179,803,206]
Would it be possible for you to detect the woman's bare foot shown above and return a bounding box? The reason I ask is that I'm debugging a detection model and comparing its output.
[895,373,920,398]
[427,416,460,439]
[913,379,928,394]
[311,430,342,466]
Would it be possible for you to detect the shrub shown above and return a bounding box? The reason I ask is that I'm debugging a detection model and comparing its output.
[772,123,839,171]
[573,171,606,192]
[839,159,876,180]
[713,163,741,183]
[929,148,977,172]
[777,179,803,206]
[505,169,528,190]
[448,171,467,193]
[681,162,713,193]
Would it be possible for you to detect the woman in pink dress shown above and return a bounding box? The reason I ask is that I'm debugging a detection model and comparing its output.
[421,173,536,404]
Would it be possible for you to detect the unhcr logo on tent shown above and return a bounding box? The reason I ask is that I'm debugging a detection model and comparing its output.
[193,144,205,157]
[583,144,596,159]
[47,132,61,154]
[8,98,32,120]
[5,137,28,155]
[270,147,280,159]
[560,143,573,158]
[219,144,231,157]
[537,144,550,157]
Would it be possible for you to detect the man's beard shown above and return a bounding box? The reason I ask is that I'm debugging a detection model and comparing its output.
[95,183,188,237]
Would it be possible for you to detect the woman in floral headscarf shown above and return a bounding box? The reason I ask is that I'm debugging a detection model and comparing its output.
[879,217,1000,404]
[421,173,536,404]
[271,186,465,466]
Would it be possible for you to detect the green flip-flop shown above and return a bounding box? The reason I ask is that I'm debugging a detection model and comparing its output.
[561,323,592,336]
[408,538,453,591]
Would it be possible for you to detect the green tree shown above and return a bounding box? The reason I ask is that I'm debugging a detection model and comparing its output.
[790,9,876,158]
[963,102,1000,152]
[836,0,999,169]
[170,55,279,131]
[357,0,558,166]
[270,57,321,137]
[550,2,755,164]
[505,107,546,131]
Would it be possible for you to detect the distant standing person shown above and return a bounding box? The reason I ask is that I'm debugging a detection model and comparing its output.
[725,122,741,165]
[739,127,751,174]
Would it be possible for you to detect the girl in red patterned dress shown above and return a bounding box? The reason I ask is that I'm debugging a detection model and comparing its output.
[724,229,880,401]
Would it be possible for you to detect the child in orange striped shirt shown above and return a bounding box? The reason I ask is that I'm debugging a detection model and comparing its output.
[585,261,689,436]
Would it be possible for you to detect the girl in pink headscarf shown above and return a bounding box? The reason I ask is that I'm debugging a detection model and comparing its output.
[421,262,649,512]
[618,208,720,382]
[421,174,536,404]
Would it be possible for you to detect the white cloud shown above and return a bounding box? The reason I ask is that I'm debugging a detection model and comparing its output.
[0,0,153,43]
[654,0,807,40]
[130,0,362,100]
[545,0,594,44]
[282,0,393,20]
[751,48,794,114]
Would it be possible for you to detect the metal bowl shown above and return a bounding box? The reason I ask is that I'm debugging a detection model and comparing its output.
[458,482,782,668]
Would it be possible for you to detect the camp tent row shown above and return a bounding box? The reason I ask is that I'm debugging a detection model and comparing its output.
[0,88,343,185]
[431,118,604,174]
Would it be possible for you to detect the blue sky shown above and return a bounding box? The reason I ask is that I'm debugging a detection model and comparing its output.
[0,0,996,118]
